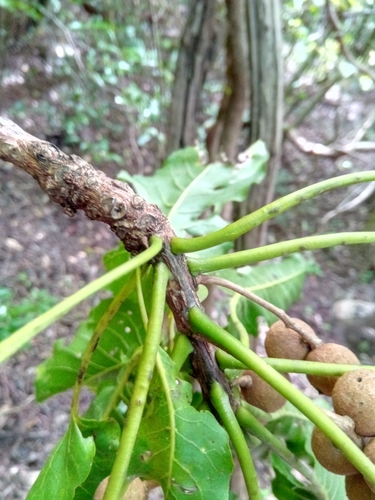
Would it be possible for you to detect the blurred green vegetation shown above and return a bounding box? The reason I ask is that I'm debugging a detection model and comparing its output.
[0,285,57,341]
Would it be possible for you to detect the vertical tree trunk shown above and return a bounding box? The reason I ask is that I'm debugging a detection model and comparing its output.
[235,0,284,250]
[166,0,217,156]
[206,0,248,163]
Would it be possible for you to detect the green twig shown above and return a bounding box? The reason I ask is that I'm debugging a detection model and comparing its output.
[216,350,367,375]
[167,313,176,353]
[210,382,261,500]
[170,334,194,372]
[103,262,169,500]
[136,266,149,329]
[0,237,163,364]
[236,405,327,500]
[102,348,142,420]
[229,294,250,349]
[188,232,375,274]
[171,171,375,253]
[155,352,176,493]
[188,307,375,488]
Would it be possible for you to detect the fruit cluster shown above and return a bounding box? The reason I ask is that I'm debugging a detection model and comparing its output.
[239,318,375,500]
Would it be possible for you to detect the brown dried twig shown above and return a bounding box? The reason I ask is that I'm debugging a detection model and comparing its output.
[198,274,323,349]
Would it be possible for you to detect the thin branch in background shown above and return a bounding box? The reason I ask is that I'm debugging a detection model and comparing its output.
[287,128,343,157]
[284,23,332,102]
[350,106,375,144]
[285,74,342,130]
[198,275,323,349]
[287,128,375,157]
[319,181,375,230]
[326,0,375,82]
[37,4,85,73]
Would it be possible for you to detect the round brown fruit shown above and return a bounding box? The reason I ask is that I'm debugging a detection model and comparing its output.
[94,477,147,500]
[364,438,375,493]
[332,369,375,437]
[265,318,316,360]
[240,370,289,413]
[306,343,360,396]
[346,474,375,500]
[311,426,357,475]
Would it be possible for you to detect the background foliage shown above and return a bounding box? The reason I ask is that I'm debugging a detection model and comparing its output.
[1,1,375,499]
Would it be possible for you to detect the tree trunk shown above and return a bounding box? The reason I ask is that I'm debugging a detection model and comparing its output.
[166,0,217,156]
[234,0,284,250]
[206,0,248,163]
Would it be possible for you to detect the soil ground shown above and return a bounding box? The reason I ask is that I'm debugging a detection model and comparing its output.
[1,71,375,500]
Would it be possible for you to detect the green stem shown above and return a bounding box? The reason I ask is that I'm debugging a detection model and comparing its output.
[230,297,250,348]
[188,232,375,274]
[136,266,149,329]
[170,334,193,372]
[210,382,261,500]
[71,272,137,418]
[155,352,176,493]
[103,262,169,500]
[216,350,369,375]
[171,171,375,254]
[102,348,142,420]
[0,237,163,364]
[236,405,327,500]
[167,314,176,353]
[188,307,375,488]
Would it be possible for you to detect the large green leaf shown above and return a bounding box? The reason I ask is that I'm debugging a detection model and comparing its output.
[74,418,121,500]
[268,402,345,500]
[35,268,153,401]
[117,142,268,237]
[128,349,234,500]
[218,255,318,337]
[271,454,317,500]
[26,421,95,500]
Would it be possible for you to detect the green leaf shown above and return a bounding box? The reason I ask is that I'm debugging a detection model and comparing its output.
[128,349,234,500]
[35,338,83,399]
[35,268,153,401]
[220,255,317,337]
[117,142,268,237]
[102,244,132,294]
[311,461,345,500]
[268,402,345,500]
[0,286,57,341]
[26,420,95,500]
[74,418,121,500]
[272,454,317,500]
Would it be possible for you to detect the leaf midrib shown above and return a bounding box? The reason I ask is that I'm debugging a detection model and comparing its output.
[167,163,214,222]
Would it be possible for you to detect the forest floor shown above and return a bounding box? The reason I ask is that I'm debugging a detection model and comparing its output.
[1,84,375,498]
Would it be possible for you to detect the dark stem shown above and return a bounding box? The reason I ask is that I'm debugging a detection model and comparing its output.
[0,117,232,407]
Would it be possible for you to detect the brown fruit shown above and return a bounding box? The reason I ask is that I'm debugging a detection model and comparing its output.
[311,426,357,475]
[365,437,375,464]
[240,370,289,413]
[332,369,375,437]
[265,318,316,360]
[364,438,375,493]
[306,343,360,396]
[346,474,375,500]
[94,477,147,500]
